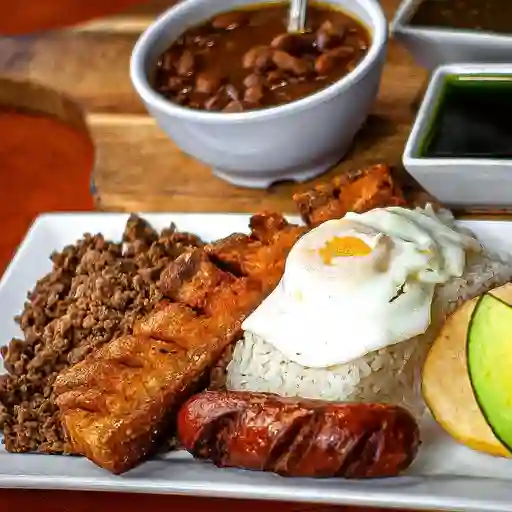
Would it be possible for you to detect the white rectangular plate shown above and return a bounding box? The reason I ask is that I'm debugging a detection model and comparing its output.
[3,213,512,511]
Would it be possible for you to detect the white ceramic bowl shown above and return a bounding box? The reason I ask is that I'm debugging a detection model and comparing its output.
[391,0,512,71]
[131,0,387,188]
[403,63,512,207]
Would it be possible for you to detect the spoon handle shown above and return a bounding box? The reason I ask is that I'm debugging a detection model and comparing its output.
[288,0,307,33]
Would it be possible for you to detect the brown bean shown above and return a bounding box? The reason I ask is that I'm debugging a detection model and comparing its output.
[204,94,225,111]
[266,70,285,83]
[211,11,248,30]
[329,45,356,59]
[316,20,348,52]
[242,45,274,71]
[316,29,347,52]
[287,76,302,85]
[270,33,314,55]
[314,45,356,75]
[314,53,334,75]
[195,34,219,49]
[244,84,264,104]
[167,76,185,91]
[160,52,174,71]
[176,50,195,77]
[223,100,245,113]
[265,70,287,90]
[225,84,240,101]
[195,71,223,94]
[320,20,348,38]
[243,73,265,88]
[272,50,311,76]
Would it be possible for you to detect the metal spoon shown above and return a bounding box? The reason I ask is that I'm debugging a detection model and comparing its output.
[288,0,307,33]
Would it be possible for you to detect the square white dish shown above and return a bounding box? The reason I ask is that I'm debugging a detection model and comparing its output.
[391,0,512,70]
[3,212,512,511]
[402,63,512,208]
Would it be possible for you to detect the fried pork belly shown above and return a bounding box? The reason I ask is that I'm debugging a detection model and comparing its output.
[53,213,305,474]
[293,164,406,227]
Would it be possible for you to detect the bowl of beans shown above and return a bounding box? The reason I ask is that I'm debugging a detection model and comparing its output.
[131,0,387,188]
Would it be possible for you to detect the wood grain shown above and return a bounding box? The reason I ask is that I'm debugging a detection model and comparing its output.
[0,33,146,114]
[87,0,431,213]
[90,39,429,213]
[0,1,180,112]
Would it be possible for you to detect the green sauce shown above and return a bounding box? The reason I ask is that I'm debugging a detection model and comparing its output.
[419,75,512,159]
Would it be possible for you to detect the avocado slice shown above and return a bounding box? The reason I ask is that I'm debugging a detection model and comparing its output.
[423,292,510,457]
[467,293,512,453]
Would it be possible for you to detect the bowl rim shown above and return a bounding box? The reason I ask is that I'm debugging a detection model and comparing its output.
[391,0,512,42]
[130,0,387,124]
[403,62,512,169]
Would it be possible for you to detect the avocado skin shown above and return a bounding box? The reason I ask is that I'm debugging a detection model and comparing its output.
[467,293,512,455]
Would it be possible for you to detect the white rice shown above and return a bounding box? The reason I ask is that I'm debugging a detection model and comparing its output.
[226,249,512,416]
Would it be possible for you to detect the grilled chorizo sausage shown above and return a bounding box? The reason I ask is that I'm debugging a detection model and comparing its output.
[177,390,420,478]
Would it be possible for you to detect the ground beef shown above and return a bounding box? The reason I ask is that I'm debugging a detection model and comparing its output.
[0,215,203,453]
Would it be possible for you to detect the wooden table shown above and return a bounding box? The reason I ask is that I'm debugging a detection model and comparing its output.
[0,0,446,510]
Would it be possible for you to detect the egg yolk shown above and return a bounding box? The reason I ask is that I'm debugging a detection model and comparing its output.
[318,236,372,265]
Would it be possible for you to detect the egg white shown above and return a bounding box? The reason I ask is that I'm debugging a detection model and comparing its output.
[242,205,481,368]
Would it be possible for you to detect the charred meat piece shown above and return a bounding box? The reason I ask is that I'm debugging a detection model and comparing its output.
[178,391,420,478]
[293,164,407,227]
[206,212,306,285]
[54,213,304,474]
[159,248,237,309]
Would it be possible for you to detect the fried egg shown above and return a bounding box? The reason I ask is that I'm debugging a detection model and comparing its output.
[242,205,482,368]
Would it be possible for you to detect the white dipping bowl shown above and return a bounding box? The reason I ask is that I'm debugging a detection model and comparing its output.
[130,0,387,188]
[403,63,512,208]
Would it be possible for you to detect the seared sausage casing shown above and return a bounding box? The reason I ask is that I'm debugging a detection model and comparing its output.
[178,390,420,478]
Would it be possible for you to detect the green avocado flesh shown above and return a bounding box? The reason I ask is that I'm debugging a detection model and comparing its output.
[468,293,512,453]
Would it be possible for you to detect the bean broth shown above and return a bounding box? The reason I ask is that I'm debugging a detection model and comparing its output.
[153,2,370,112]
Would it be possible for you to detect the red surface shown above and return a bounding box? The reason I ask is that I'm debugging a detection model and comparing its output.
[0,112,417,512]
[0,111,94,273]
[0,0,152,36]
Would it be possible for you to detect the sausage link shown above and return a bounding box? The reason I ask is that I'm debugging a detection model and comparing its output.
[177,391,420,478]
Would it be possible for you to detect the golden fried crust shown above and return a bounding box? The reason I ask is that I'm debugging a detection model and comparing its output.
[55,332,238,474]
[134,278,263,349]
[53,213,304,474]
[134,303,206,348]
[293,164,407,227]
[206,223,306,286]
